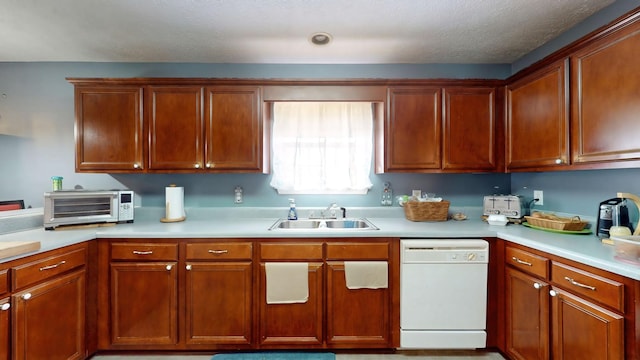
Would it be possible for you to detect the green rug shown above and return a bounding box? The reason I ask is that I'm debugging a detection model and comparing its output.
[212,352,335,360]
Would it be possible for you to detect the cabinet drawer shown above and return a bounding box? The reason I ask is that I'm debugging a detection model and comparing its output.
[260,243,323,260]
[186,242,252,260]
[12,248,86,290]
[111,242,178,261]
[506,246,549,279]
[326,242,389,260]
[551,262,624,312]
[0,269,7,296]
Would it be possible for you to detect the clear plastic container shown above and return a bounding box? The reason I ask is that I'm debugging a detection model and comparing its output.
[611,235,640,266]
[51,176,63,191]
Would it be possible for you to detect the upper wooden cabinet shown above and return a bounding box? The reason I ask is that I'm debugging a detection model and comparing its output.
[571,20,640,165]
[74,85,145,172]
[506,59,570,171]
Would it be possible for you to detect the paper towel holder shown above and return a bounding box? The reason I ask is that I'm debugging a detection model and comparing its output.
[160,184,186,223]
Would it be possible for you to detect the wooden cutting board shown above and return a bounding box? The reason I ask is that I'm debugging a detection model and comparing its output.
[0,241,41,260]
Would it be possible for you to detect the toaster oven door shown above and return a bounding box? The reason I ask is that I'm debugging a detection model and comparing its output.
[44,191,118,229]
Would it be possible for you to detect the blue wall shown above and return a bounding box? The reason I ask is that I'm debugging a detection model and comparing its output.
[1,1,638,217]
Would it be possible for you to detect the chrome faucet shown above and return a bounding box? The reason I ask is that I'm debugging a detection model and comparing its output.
[310,203,346,219]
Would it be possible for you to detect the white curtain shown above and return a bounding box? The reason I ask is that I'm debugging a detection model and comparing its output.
[270,102,373,194]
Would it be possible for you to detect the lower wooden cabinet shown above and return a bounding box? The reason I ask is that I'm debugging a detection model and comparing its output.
[12,269,86,360]
[0,297,9,360]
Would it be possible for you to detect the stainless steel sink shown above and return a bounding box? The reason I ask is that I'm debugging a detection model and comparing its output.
[269,218,379,231]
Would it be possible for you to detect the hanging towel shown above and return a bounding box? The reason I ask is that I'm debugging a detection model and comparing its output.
[344,261,388,289]
[266,262,309,304]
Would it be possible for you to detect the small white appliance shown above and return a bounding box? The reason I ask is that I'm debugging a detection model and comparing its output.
[483,195,524,218]
[44,190,134,229]
[400,239,488,349]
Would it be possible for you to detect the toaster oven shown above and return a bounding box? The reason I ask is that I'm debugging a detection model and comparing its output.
[44,190,134,230]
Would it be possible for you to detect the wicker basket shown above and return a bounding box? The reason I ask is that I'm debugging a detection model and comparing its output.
[404,200,450,222]
[524,215,588,231]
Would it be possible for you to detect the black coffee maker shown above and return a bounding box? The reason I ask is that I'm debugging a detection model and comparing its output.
[597,198,634,239]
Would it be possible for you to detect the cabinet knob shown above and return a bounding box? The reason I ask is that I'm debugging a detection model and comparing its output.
[533,282,542,289]
[166,264,173,271]
[549,289,558,297]
[186,264,192,271]
[22,293,32,300]
[133,163,140,169]
[555,159,563,164]
[194,163,201,169]
[206,163,212,168]
[0,303,10,311]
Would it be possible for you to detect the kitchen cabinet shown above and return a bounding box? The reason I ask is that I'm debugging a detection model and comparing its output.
[11,246,87,360]
[571,20,640,165]
[0,296,8,360]
[503,243,628,360]
[506,59,569,170]
[442,87,497,171]
[73,85,145,172]
[258,242,325,348]
[184,241,253,348]
[108,242,179,347]
[325,242,392,348]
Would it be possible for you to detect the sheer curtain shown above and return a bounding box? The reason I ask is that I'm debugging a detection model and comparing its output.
[270,102,373,194]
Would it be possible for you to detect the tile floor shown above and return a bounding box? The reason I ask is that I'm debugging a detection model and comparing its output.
[91,350,505,359]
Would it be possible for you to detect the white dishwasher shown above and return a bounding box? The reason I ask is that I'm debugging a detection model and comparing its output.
[400,239,489,349]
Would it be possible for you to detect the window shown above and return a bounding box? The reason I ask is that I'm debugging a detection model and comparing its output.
[270,102,373,194]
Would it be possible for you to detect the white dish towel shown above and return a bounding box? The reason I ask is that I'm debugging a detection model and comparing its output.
[344,261,388,289]
[265,262,309,304]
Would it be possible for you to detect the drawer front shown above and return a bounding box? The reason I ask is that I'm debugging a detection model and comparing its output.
[260,243,323,260]
[186,242,252,260]
[12,248,86,290]
[0,269,7,296]
[111,242,178,261]
[551,262,624,312]
[506,246,549,279]
[326,242,389,260]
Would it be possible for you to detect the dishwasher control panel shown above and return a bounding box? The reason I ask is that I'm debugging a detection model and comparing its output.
[401,239,489,264]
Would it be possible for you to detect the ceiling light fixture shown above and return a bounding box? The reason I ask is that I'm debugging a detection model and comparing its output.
[310,32,332,46]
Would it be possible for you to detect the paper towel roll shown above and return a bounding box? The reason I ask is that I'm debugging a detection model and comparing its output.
[165,185,185,220]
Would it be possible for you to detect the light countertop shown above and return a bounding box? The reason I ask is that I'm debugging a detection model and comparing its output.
[0,207,637,281]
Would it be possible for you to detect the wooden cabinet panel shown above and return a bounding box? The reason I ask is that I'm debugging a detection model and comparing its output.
[505,267,550,360]
[186,242,252,260]
[12,269,85,360]
[110,242,178,261]
[12,247,86,291]
[110,262,178,346]
[551,262,624,312]
[0,297,9,360]
[384,87,441,171]
[326,262,391,348]
[442,87,496,171]
[206,86,264,172]
[259,262,324,347]
[0,269,7,296]
[147,86,204,170]
[185,262,253,346]
[74,85,145,172]
[326,242,389,260]
[507,59,569,170]
[551,288,624,360]
[571,21,640,164]
[506,246,549,279]
[260,243,323,260]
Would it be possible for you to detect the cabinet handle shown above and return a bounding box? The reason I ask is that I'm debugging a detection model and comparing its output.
[166,264,173,271]
[533,282,542,289]
[0,303,10,311]
[39,260,66,271]
[132,250,153,255]
[208,249,229,255]
[22,293,32,300]
[186,264,192,271]
[549,290,557,297]
[511,257,532,266]
[564,276,596,291]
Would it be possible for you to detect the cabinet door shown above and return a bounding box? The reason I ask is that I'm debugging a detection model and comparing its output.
[507,59,569,170]
[326,261,391,348]
[110,262,178,346]
[505,267,550,360]
[0,297,9,360]
[147,86,205,170]
[442,87,496,171]
[12,270,85,360]
[259,262,324,348]
[205,86,264,172]
[185,262,253,347]
[384,87,441,171]
[571,22,640,164]
[75,85,145,172]
[550,288,623,360]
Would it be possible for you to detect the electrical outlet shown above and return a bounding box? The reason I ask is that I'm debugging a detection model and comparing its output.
[533,190,544,206]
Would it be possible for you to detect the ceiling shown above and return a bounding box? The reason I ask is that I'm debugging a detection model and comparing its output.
[0,0,616,64]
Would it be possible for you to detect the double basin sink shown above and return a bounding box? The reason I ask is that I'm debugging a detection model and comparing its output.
[269,218,379,231]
